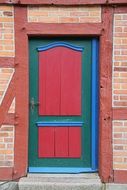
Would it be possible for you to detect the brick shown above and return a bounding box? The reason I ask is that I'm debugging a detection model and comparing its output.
[28,6,101,23]
[0,149,13,154]
[113,164,127,169]
[5,155,13,160]
[114,151,127,156]
[123,15,127,20]
[0,161,13,166]
[0,144,5,148]
[120,96,127,100]
[70,12,89,17]
[7,144,13,148]
[114,90,127,95]
[80,17,100,23]
[38,16,59,23]
[124,158,127,162]
[113,84,120,89]
[114,15,122,20]
[114,133,122,138]
[0,6,13,11]
[0,155,4,160]
[0,133,9,137]
[121,84,127,89]
[113,95,119,100]
[60,17,79,23]
[120,73,127,77]
[0,5,15,57]
[121,50,127,55]
[114,139,127,144]
[114,127,127,133]
[113,121,123,126]
[4,138,13,143]
[114,145,123,150]
[113,157,123,162]
[3,11,13,17]
[115,27,123,32]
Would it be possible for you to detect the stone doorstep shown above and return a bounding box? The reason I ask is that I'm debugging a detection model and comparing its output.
[0,181,18,190]
[1,174,127,190]
[18,173,103,190]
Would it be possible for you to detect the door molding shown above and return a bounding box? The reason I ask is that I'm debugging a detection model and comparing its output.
[12,6,113,182]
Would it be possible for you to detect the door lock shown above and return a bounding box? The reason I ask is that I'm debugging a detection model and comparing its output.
[30,97,39,112]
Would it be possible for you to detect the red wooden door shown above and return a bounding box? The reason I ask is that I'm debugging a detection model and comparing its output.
[38,44,82,158]
[29,38,92,172]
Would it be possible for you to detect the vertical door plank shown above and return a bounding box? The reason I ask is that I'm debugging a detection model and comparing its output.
[61,48,81,115]
[69,127,81,158]
[38,127,55,157]
[39,52,46,115]
[39,48,61,115]
[55,127,68,157]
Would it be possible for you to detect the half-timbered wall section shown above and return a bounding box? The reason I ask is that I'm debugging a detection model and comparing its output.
[0,6,15,57]
[0,0,127,183]
[112,12,127,181]
[28,6,101,23]
[0,5,15,176]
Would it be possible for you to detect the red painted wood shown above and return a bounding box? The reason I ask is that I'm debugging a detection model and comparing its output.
[0,74,15,127]
[61,47,81,115]
[15,0,107,5]
[2,0,127,5]
[0,168,13,180]
[0,58,14,67]
[113,108,127,120]
[109,0,127,4]
[38,127,55,157]
[55,127,68,157]
[13,6,28,180]
[114,7,127,13]
[99,7,113,183]
[114,170,127,183]
[39,49,61,115]
[69,127,81,158]
[39,46,81,116]
[3,113,15,125]
[27,23,102,36]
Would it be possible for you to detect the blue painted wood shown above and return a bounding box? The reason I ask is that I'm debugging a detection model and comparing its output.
[36,121,83,127]
[29,167,98,173]
[91,38,99,170]
[37,42,84,52]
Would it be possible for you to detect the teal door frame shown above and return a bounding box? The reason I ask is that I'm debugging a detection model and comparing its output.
[28,38,99,173]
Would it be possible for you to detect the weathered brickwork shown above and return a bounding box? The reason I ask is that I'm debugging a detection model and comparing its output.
[112,14,127,107]
[0,125,14,167]
[113,121,127,170]
[28,6,101,23]
[0,6,15,57]
[0,68,14,105]
[8,97,15,113]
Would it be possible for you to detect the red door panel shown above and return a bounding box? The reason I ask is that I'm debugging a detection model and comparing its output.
[39,47,81,116]
[39,49,61,115]
[55,127,68,157]
[61,48,81,115]
[69,127,81,158]
[38,127,55,158]
[38,126,81,158]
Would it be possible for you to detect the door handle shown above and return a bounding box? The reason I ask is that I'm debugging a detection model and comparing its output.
[30,97,40,111]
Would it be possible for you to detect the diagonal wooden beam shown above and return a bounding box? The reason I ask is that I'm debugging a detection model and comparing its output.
[0,73,15,127]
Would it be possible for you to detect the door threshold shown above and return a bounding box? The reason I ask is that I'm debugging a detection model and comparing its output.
[29,167,98,173]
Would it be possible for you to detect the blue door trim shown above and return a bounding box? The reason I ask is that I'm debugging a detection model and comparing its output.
[29,167,98,173]
[91,38,99,171]
[29,38,99,173]
[37,42,84,52]
[36,121,83,127]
